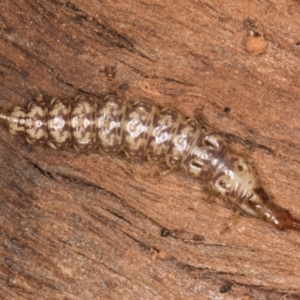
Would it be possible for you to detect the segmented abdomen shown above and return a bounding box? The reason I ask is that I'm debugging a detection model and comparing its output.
[8,94,225,179]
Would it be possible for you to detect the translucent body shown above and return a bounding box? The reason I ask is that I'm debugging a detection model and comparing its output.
[1,94,299,231]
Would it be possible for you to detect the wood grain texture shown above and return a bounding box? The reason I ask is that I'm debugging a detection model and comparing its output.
[1,1,300,299]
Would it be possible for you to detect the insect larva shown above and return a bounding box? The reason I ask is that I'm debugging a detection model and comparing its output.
[1,94,300,232]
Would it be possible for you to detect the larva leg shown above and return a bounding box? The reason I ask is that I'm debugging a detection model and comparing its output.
[220,210,242,234]
[158,167,175,176]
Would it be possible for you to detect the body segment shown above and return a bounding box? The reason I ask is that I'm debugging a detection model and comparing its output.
[1,94,299,232]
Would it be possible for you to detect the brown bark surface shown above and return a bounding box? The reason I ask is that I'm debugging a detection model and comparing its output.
[1,1,300,299]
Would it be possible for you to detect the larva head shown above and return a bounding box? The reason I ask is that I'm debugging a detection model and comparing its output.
[262,203,300,231]
[241,187,300,231]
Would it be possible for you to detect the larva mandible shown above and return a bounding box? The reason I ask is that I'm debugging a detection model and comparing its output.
[0,94,299,232]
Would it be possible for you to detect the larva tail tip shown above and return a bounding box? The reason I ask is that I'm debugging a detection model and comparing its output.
[0,109,10,124]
